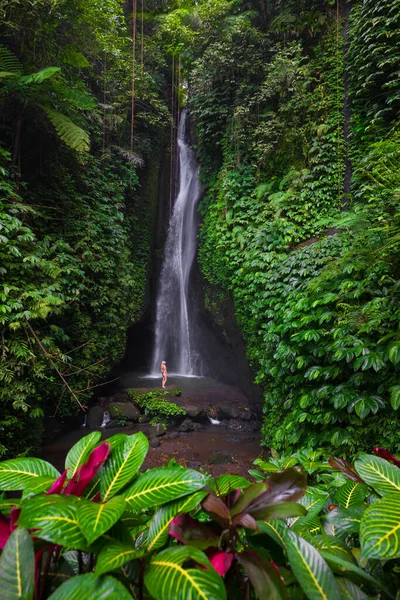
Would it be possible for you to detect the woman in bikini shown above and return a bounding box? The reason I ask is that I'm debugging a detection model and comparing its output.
[161,361,168,389]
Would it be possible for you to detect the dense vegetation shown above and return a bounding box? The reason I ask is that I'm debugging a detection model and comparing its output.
[1,431,400,599]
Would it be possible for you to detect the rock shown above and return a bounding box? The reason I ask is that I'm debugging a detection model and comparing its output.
[185,405,204,419]
[179,418,194,433]
[227,419,255,432]
[187,461,202,470]
[109,402,140,421]
[150,438,160,448]
[192,422,204,432]
[209,450,234,465]
[105,419,119,429]
[110,391,130,402]
[164,432,180,440]
[238,409,253,421]
[149,423,166,437]
[139,414,150,423]
[218,405,241,420]
[87,405,104,429]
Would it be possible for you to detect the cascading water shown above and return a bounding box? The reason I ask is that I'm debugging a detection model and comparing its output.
[151,110,202,376]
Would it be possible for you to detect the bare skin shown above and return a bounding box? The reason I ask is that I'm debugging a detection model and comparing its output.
[161,361,168,389]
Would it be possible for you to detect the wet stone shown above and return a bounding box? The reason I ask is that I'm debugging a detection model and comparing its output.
[86,405,104,429]
[150,438,160,448]
[149,423,166,437]
[209,450,234,465]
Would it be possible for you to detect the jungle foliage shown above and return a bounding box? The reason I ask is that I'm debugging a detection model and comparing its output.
[0,0,172,455]
[1,432,400,599]
[191,0,400,454]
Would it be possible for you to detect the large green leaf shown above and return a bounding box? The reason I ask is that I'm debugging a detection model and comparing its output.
[47,573,132,599]
[355,454,400,496]
[0,528,34,600]
[77,496,126,545]
[18,495,88,550]
[237,551,286,600]
[337,578,368,600]
[320,552,390,595]
[360,492,400,559]
[389,385,400,410]
[101,432,148,502]
[0,45,22,75]
[257,519,288,548]
[65,432,102,479]
[325,506,365,538]
[283,529,340,600]
[336,481,368,509]
[147,491,207,551]
[210,474,251,496]
[124,467,209,512]
[144,546,226,600]
[0,458,59,491]
[95,540,145,576]
[41,106,90,152]
[20,67,60,85]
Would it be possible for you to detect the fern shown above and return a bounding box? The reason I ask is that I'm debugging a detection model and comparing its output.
[20,67,60,85]
[41,106,90,152]
[112,146,145,167]
[0,45,22,75]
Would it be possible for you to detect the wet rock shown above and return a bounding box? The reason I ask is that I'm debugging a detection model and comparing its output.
[209,450,234,465]
[150,438,160,448]
[185,405,204,419]
[139,414,150,423]
[105,419,119,429]
[109,391,131,403]
[227,420,255,433]
[164,432,180,440]
[179,418,194,432]
[109,402,140,422]
[238,408,253,421]
[192,423,204,432]
[187,461,202,470]
[87,406,104,429]
[149,423,166,437]
[218,405,241,420]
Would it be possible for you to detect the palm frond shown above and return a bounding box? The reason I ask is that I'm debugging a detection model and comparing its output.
[20,67,60,85]
[41,105,90,152]
[0,45,22,75]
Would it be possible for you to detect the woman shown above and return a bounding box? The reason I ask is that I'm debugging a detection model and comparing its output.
[161,361,168,389]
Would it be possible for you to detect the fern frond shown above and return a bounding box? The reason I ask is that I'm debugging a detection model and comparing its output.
[112,146,145,167]
[0,45,22,75]
[20,67,60,85]
[41,106,90,152]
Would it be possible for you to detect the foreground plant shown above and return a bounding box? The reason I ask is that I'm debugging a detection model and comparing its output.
[0,433,399,598]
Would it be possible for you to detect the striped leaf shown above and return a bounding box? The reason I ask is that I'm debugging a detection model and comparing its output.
[336,481,368,509]
[18,495,88,550]
[106,433,128,450]
[211,474,251,496]
[0,498,21,514]
[95,540,145,576]
[144,546,226,600]
[337,578,368,600]
[360,492,400,559]
[355,454,400,496]
[147,491,207,551]
[325,506,365,538]
[0,528,34,600]
[47,573,132,599]
[237,552,286,600]
[283,529,340,600]
[65,432,102,479]
[77,496,126,545]
[257,519,288,548]
[0,458,59,491]
[101,432,148,502]
[124,467,209,512]
[320,552,387,592]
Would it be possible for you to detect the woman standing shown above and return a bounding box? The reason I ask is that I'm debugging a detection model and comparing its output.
[161,361,168,389]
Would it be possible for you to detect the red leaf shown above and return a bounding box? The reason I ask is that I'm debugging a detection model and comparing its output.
[65,442,110,496]
[373,447,400,468]
[202,494,230,522]
[46,470,68,495]
[208,551,233,576]
[168,514,219,549]
[232,512,259,530]
[0,514,10,549]
[328,457,364,483]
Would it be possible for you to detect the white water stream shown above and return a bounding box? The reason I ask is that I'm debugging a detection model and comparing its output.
[151,110,202,376]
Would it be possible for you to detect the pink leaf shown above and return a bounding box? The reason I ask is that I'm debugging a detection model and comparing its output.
[46,470,68,495]
[208,551,233,576]
[0,514,10,549]
[65,442,110,496]
[373,447,400,468]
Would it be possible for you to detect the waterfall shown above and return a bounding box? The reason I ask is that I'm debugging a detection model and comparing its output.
[151,110,202,376]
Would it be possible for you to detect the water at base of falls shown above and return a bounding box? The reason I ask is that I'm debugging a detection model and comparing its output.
[150,110,203,377]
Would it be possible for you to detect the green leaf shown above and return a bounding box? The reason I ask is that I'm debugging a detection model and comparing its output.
[95,540,144,576]
[283,529,340,600]
[0,528,34,600]
[77,496,126,545]
[41,106,90,152]
[101,432,149,502]
[144,546,226,600]
[18,495,88,550]
[336,481,368,509]
[0,45,22,75]
[360,492,400,559]
[0,458,59,491]
[47,573,132,599]
[389,385,400,410]
[65,432,102,479]
[147,491,207,551]
[257,519,288,548]
[320,552,391,596]
[355,454,400,496]
[237,551,286,600]
[388,342,400,365]
[248,501,307,522]
[211,474,251,496]
[325,506,365,538]
[124,467,209,512]
[337,578,368,599]
[20,67,60,85]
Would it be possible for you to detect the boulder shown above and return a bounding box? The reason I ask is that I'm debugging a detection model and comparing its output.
[226,420,255,433]
[185,405,204,419]
[179,418,194,433]
[109,402,140,422]
[87,405,104,429]
[164,432,180,440]
[209,450,234,465]
[187,461,202,470]
[150,438,160,448]
[105,419,119,429]
[149,423,166,437]
[109,391,131,403]
[238,408,253,421]
[192,422,204,432]
[218,405,241,420]
[138,414,150,423]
